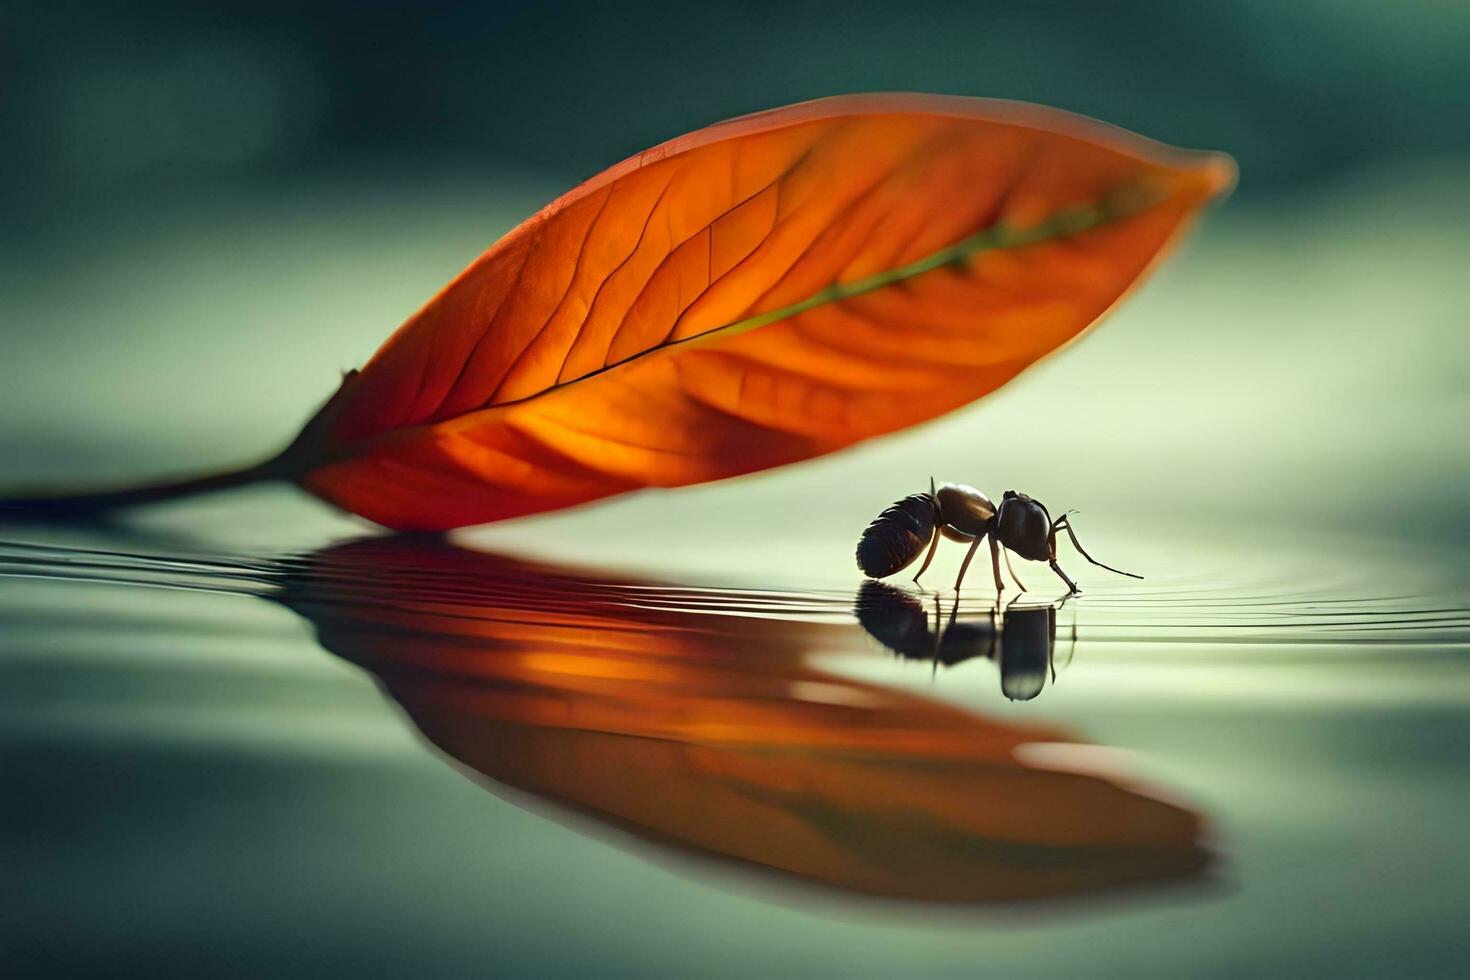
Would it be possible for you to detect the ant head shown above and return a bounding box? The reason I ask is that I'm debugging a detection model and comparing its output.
[994,491,1052,562]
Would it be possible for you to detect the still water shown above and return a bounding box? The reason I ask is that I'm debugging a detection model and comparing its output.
[3,164,1469,976]
[3,516,1467,977]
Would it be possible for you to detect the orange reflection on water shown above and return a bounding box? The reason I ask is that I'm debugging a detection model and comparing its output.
[279,537,1213,905]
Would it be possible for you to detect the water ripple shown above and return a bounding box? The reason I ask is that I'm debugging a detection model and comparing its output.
[1,537,1466,646]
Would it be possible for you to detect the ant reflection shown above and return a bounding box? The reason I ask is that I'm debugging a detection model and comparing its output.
[855,581,1075,701]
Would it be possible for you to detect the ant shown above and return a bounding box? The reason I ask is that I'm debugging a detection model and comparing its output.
[855,479,1141,593]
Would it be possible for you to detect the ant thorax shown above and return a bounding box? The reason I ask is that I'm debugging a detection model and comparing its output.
[934,482,995,538]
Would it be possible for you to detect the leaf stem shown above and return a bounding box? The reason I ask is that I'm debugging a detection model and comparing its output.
[0,454,292,520]
[0,371,355,522]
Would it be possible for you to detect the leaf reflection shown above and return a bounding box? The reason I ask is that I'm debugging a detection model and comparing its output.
[277,537,1211,905]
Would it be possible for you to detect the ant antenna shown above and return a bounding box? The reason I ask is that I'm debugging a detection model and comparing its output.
[1054,515,1143,579]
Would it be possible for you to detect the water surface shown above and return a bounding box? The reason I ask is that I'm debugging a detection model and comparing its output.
[4,165,1469,977]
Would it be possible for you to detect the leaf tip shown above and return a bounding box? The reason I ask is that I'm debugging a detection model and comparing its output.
[1195,151,1239,201]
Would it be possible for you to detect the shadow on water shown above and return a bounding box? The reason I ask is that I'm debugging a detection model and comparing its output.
[264,535,1212,907]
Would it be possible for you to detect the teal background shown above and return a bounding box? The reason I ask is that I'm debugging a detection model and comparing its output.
[5,0,1470,233]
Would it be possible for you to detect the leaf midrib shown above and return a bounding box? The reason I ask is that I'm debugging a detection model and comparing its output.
[316,178,1167,464]
[488,177,1167,408]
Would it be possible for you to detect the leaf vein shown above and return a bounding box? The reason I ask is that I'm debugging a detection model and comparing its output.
[556,168,681,386]
[484,184,616,404]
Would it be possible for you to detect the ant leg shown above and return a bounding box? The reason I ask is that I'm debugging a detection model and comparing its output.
[1046,605,1058,683]
[988,601,1001,662]
[1066,599,1079,667]
[931,595,943,675]
[1057,518,1143,579]
[953,536,984,592]
[998,588,1021,620]
[1050,559,1080,595]
[1003,548,1028,591]
[988,537,1006,592]
[911,528,942,585]
[1053,591,1078,669]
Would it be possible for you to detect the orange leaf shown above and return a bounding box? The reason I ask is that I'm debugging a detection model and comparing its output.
[282,537,1211,903]
[295,94,1233,529]
[0,94,1233,528]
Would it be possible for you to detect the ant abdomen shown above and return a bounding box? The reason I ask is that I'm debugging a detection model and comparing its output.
[855,492,937,578]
